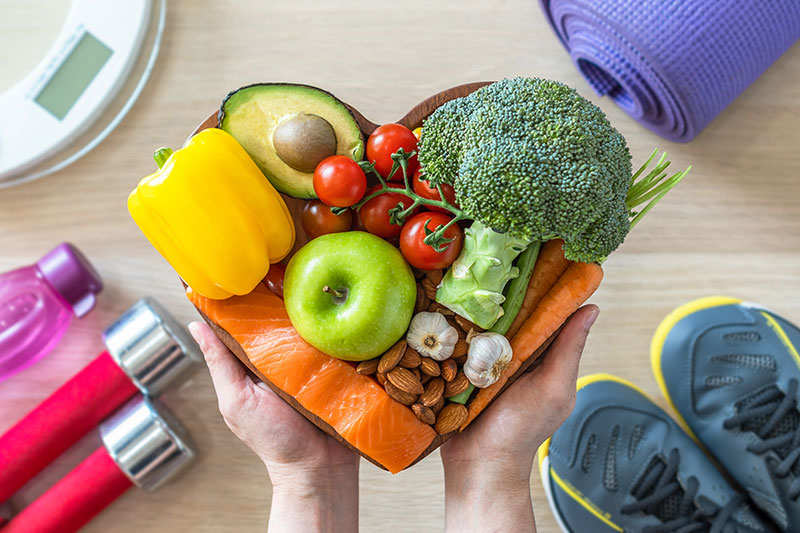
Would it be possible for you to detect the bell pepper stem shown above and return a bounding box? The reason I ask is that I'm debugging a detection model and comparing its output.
[153,147,174,168]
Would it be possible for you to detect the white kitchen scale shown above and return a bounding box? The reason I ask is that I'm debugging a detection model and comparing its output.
[0,0,166,188]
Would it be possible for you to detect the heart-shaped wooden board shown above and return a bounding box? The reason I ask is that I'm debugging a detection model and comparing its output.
[186,82,562,472]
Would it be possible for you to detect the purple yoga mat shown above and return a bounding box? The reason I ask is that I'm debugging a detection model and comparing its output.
[540,0,800,142]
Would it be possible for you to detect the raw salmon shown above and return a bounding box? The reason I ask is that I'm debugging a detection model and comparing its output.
[188,283,436,473]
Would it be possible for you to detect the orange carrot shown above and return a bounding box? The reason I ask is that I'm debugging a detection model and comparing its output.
[505,239,570,339]
[461,261,603,430]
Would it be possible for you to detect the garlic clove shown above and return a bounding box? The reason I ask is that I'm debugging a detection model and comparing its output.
[406,312,459,361]
[463,332,513,388]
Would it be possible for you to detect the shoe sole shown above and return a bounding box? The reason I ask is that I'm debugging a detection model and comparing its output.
[537,373,652,533]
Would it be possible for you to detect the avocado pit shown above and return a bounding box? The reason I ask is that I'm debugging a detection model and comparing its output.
[273,114,337,173]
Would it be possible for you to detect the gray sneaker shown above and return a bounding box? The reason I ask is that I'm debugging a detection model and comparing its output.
[653,297,800,531]
[539,374,772,533]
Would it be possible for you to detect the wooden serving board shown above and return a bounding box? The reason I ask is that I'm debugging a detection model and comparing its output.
[186,82,563,470]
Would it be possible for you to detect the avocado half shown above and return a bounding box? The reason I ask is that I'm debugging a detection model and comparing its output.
[218,83,365,199]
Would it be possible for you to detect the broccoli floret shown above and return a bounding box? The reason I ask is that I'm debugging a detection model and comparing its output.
[419,77,632,328]
[417,77,688,328]
[419,77,632,263]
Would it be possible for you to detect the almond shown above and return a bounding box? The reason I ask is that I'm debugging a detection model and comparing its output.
[431,396,445,415]
[411,367,422,381]
[453,338,469,358]
[420,377,445,408]
[440,359,457,382]
[411,403,436,425]
[435,403,468,434]
[421,373,433,385]
[414,283,429,313]
[453,354,467,366]
[385,382,418,405]
[421,277,438,301]
[419,357,441,377]
[387,367,424,395]
[444,372,470,397]
[426,269,443,286]
[378,340,407,374]
[376,372,387,387]
[455,314,483,333]
[399,348,421,368]
[356,359,380,375]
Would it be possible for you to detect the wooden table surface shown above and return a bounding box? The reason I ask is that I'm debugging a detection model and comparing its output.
[2,1,799,531]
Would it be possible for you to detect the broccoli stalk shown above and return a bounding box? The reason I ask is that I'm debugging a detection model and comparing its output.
[436,221,530,328]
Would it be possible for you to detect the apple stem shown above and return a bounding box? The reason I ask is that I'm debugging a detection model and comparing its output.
[323,285,345,300]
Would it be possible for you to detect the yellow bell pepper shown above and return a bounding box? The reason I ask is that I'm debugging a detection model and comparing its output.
[128,128,295,300]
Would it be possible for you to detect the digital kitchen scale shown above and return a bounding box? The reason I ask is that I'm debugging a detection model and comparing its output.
[0,0,166,188]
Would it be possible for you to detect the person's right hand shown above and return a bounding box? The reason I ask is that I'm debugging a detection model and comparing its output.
[439,305,599,532]
[189,322,359,533]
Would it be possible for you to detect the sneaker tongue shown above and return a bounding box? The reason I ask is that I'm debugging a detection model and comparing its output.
[738,386,800,460]
[632,456,688,522]
[655,492,684,522]
[633,457,772,532]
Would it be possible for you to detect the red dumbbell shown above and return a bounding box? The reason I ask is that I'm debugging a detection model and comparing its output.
[3,396,195,532]
[0,298,200,503]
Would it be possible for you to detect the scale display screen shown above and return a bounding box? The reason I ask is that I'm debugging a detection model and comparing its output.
[34,31,113,120]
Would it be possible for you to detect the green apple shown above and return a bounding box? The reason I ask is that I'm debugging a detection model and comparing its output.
[284,231,416,361]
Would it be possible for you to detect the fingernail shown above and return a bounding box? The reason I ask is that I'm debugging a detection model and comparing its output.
[584,307,600,331]
[255,382,270,391]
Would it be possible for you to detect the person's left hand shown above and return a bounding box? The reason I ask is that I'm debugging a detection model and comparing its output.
[189,322,359,532]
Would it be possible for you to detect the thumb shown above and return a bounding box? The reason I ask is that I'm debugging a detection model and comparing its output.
[188,321,251,410]
[529,304,598,389]
[502,305,598,419]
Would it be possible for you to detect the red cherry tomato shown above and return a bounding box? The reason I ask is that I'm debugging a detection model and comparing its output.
[366,124,419,181]
[400,212,463,270]
[412,169,458,214]
[359,184,419,239]
[264,263,286,298]
[301,200,353,239]
[313,155,367,207]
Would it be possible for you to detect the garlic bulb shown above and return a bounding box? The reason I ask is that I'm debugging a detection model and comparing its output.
[463,332,513,388]
[406,312,459,361]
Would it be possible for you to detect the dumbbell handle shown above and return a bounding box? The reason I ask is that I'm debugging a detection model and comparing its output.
[0,351,138,502]
[2,446,133,533]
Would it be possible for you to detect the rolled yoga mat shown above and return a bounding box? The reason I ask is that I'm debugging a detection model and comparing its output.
[540,0,800,142]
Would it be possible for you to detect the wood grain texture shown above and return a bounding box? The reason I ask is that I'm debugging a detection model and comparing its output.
[1,1,798,531]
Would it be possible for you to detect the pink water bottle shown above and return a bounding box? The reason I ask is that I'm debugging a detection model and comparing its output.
[0,243,103,381]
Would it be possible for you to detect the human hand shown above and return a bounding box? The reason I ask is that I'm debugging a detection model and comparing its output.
[439,305,599,532]
[188,322,359,533]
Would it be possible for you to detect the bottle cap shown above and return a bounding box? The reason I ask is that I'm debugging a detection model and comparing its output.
[103,298,201,396]
[36,243,103,318]
[99,396,195,492]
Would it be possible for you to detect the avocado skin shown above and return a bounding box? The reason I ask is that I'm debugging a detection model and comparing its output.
[218,83,365,199]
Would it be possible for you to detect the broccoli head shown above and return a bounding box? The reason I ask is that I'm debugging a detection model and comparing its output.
[418,77,632,263]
